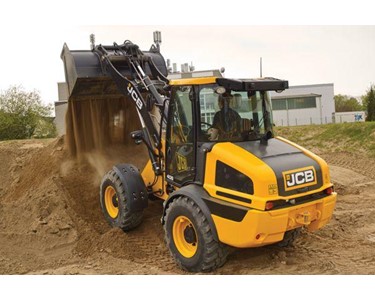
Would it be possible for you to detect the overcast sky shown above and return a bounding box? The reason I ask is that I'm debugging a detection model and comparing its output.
[1,1,374,105]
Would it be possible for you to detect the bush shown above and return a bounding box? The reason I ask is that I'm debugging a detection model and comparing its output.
[334,94,363,112]
[0,85,56,140]
[364,86,375,122]
[33,117,57,139]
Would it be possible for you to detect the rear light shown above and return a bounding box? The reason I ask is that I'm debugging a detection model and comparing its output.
[265,201,274,210]
[325,186,334,195]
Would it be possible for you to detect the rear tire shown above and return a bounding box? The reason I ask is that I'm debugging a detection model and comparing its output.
[277,228,302,247]
[100,170,143,231]
[164,196,228,272]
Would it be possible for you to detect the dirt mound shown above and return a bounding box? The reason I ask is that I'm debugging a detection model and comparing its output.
[0,138,76,273]
[1,138,375,274]
[0,137,159,274]
[320,152,375,196]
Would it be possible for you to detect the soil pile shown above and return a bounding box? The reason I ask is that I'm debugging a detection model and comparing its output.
[0,137,159,274]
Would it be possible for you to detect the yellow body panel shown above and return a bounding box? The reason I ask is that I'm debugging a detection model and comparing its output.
[141,138,169,201]
[141,160,169,201]
[204,142,278,210]
[212,193,336,248]
[169,77,217,86]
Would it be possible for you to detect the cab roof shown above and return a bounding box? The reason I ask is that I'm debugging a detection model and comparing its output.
[169,77,289,92]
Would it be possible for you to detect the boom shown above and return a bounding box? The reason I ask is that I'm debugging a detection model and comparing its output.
[93,41,169,174]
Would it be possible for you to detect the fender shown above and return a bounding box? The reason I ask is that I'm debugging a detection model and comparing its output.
[113,163,148,213]
[161,184,219,242]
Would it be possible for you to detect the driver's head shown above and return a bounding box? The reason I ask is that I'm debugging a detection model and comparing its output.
[218,92,232,109]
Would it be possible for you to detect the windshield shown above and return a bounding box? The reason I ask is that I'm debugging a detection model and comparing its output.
[199,85,273,142]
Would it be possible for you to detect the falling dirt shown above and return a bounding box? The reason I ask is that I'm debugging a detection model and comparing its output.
[0,136,375,274]
[65,97,141,156]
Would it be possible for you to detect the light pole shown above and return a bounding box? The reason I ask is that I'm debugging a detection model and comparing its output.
[153,31,162,52]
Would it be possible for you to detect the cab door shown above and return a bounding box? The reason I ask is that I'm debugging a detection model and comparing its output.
[166,86,195,186]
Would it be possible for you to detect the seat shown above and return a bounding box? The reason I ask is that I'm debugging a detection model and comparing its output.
[231,93,242,109]
[241,118,253,132]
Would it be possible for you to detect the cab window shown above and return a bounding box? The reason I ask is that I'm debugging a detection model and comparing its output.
[166,86,195,185]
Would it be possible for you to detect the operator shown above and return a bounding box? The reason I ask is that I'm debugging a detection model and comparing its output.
[208,92,242,141]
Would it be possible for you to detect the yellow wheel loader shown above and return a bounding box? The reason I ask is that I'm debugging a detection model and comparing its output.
[61,36,337,272]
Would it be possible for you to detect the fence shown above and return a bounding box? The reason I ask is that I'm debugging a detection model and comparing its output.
[274,116,332,127]
[273,111,366,127]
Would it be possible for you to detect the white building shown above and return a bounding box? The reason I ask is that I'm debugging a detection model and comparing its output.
[270,83,335,126]
[55,81,337,135]
[55,82,68,136]
[333,111,365,123]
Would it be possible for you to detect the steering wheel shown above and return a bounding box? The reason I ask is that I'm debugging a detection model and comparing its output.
[201,122,213,129]
[200,122,214,140]
[201,122,213,132]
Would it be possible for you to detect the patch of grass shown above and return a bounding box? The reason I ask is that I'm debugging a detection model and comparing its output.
[275,122,375,157]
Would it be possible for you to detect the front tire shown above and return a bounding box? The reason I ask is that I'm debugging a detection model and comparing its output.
[164,196,228,272]
[100,170,143,231]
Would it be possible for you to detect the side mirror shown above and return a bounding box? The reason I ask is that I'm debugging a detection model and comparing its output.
[266,130,273,140]
[130,130,144,145]
[260,130,273,145]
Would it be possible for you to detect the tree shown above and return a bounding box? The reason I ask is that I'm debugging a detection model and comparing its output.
[334,94,363,112]
[363,85,375,121]
[0,85,55,140]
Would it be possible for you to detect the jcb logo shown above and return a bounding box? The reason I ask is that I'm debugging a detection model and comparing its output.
[283,167,317,191]
[176,153,188,172]
[127,83,143,110]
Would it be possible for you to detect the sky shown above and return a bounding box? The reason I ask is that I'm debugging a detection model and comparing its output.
[0,1,374,106]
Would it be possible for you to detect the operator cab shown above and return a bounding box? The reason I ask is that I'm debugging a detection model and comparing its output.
[165,77,288,188]
[199,86,273,143]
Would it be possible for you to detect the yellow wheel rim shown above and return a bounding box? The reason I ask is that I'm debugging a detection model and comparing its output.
[172,216,198,258]
[104,186,119,219]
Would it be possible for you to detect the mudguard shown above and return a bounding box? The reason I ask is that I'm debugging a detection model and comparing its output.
[113,163,148,213]
[161,184,219,242]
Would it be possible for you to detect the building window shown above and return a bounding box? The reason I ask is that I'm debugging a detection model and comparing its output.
[288,97,316,109]
[200,87,219,129]
[272,96,316,110]
[272,99,287,110]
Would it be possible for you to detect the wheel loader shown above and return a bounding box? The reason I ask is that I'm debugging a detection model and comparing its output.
[61,35,337,272]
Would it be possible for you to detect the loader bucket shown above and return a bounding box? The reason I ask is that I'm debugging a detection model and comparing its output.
[61,43,168,99]
[61,43,168,156]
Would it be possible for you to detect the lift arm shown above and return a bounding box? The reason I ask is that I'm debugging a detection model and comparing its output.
[94,41,169,175]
